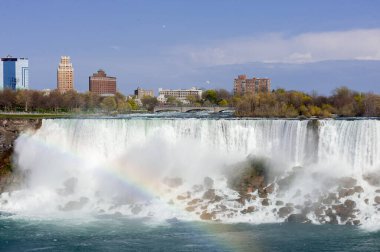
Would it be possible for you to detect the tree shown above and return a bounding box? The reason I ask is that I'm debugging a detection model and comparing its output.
[203,90,218,104]
[100,96,117,112]
[141,96,158,111]
[218,99,228,106]
[166,96,177,105]
[117,99,131,113]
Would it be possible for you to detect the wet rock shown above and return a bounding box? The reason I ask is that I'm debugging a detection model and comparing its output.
[354,186,364,193]
[275,201,284,206]
[163,177,183,188]
[203,177,214,190]
[295,205,303,210]
[185,206,196,212]
[338,188,355,198]
[241,206,255,214]
[363,172,380,186]
[333,200,356,222]
[374,196,380,204]
[212,195,223,202]
[59,197,89,211]
[261,199,270,206]
[278,206,293,218]
[265,183,275,194]
[200,211,216,220]
[187,198,202,205]
[339,177,357,188]
[258,189,268,199]
[226,157,269,196]
[364,199,369,205]
[353,220,360,226]
[202,189,216,200]
[177,193,190,200]
[325,208,338,224]
[285,203,294,207]
[375,189,380,193]
[286,214,311,223]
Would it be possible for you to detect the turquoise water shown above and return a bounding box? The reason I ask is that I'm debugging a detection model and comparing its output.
[0,216,379,252]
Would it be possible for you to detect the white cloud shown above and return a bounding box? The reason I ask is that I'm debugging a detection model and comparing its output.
[173,29,380,66]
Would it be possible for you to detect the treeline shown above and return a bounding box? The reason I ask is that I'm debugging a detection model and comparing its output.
[0,89,139,113]
[234,87,380,118]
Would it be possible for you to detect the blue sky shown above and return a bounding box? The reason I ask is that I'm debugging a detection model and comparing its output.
[1,0,380,94]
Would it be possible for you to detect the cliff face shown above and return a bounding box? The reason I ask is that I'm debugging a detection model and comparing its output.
[0,118,42,191]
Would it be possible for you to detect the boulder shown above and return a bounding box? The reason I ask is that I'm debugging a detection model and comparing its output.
[275,201,284,206]
[200,211,216,220]
[338,188,355,198]
[278,206,293,218]
[286,214,311,223]
[354,186,364,193]
[241,206,255,214]
[363,172,380,186]
[202,189,216,200]
[262,199,270,206]
[338,177,357,188]
[374,196,380,204]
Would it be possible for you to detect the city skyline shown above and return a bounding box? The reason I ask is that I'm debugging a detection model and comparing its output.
[1,0,380,94]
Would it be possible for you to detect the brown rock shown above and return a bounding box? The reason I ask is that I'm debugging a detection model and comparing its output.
[241,206,255,214]
[338,188,355,198]
[187,198,202,205]
[339,177,357,188]
[185,206,196,212]
[200,211,216,220]
[265,183,275,194]
[354,186,364,193]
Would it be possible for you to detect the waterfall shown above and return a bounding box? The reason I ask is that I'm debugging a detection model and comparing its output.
[1,118,379,228]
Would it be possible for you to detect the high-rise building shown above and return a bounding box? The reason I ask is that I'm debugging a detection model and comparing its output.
[57,56,74,93]
[89,69,116,96]
[233,74,271,96]
[134,87,154,99]
[0,55,29,90]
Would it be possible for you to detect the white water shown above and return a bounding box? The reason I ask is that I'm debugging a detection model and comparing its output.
[1,118,379,229]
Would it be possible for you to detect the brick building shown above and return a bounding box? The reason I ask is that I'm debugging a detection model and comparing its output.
[233,75,271,96]
[89,69,116,96]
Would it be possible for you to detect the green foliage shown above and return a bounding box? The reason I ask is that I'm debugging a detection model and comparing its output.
[203,90,218,104]
[235,86,380,118]
[127,99,139,110]
[218,99,228,106]
[100,97,117,112]
[141,96,158,111]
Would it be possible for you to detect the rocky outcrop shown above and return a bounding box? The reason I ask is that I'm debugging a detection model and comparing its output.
[0,119,42,192]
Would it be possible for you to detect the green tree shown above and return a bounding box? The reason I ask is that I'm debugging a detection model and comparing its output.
[101,96,117,112]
